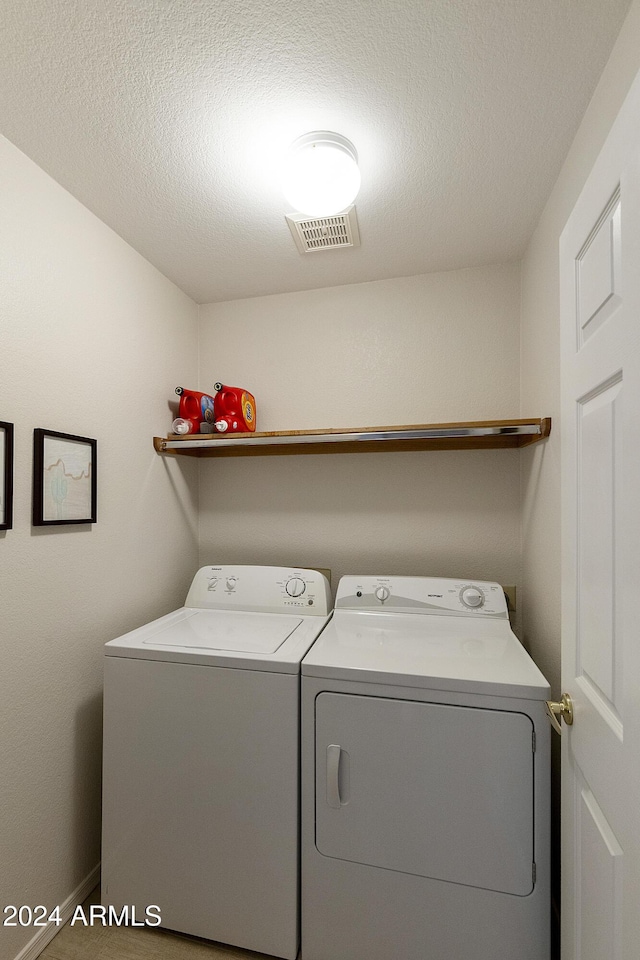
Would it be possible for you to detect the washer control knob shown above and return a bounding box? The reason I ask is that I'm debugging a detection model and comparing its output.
[375,585,390,602]
[207,577,218,591]
[286,577,306,597]
[461,586,484,608]
[226,577,237,590]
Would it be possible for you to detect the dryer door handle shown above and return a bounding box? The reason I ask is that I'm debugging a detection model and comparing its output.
[326,744,342,808]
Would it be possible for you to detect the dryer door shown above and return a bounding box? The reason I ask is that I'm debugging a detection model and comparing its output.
[315,693,534,896]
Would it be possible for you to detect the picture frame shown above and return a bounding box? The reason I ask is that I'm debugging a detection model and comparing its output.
[33,429,97,526]
[0,421,14,531]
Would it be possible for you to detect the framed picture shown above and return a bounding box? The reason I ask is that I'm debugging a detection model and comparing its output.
[0,421,14,531]
[33,429,97,526]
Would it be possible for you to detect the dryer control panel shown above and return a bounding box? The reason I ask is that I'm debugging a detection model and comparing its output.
[185,565,332,615]
[335,576,508,618]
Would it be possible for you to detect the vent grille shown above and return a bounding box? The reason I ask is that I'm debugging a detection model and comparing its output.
[286,205,360,254]
[302,216,350,249]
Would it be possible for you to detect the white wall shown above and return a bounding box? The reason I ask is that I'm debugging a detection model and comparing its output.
[0,136,199,960]
[198,264,524,606]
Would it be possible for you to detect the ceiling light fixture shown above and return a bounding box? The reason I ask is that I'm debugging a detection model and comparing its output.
[281,131,361,218]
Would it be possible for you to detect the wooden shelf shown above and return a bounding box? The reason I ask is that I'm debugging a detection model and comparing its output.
[153,418,551,458]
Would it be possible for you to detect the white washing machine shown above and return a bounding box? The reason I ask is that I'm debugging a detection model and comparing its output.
[301,575,550,960]
[102,564,332,960]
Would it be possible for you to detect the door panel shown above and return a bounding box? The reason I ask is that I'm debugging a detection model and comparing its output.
[576,189,621,346]
[577,375,622,711]
[576,780,623,960]
[315,692,534,895]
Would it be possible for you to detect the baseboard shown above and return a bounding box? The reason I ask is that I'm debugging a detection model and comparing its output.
[13,863,101,960]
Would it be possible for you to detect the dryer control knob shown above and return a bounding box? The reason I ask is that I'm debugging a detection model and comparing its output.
[375,586,390,602]
[226,577,237,590]
[286,577,306,597]
[461,586,484,608]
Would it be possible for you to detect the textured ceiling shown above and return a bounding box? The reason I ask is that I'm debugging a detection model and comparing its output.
[0,0,632,303]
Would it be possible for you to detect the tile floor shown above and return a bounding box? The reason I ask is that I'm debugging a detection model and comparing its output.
[38,884,558,960]
[39,887,272,960]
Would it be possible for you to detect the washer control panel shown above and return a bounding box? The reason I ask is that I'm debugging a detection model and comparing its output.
[336,576,508,618]
[185,565,332,615]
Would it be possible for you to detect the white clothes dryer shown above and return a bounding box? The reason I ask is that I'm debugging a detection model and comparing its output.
[301,575,550,960]
[102,565,332,960]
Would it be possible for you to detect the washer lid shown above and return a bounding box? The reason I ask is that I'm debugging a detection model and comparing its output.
[105,607,330,673]
[143,610,302,653]
[301,611,550,699]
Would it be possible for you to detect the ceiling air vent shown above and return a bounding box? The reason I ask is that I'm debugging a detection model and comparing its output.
[285,205,360,254]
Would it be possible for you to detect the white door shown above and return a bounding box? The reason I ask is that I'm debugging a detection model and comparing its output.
[559,69,640,959]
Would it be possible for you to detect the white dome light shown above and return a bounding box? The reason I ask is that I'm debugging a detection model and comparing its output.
[281,131,361,218]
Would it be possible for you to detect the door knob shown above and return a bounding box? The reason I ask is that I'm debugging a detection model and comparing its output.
[545,693,574,735]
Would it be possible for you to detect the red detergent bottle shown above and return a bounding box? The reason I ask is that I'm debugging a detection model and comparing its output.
[172,387,216,434]
[213,383,257,433]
